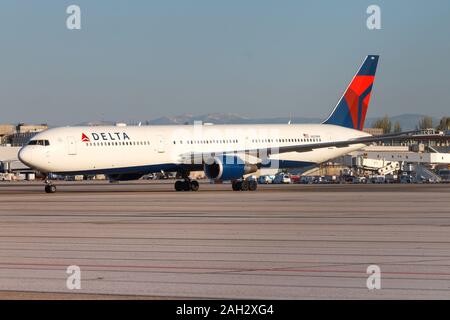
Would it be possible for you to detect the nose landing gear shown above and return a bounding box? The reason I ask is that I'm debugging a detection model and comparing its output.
[44,178,57,193]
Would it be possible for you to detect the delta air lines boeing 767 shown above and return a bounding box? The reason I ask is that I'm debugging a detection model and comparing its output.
[18,55,412,193]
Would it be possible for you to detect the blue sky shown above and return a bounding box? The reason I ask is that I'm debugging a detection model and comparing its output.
[0,1,449,125]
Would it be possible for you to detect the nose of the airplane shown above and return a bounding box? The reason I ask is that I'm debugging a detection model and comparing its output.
[18,147,34,167]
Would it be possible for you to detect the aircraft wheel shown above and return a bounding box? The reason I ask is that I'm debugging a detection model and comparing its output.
[190,180,199,191]
[248,180,257,191]
[174,180,183,191]
[182,181,191,191]
[45,185,56,193]
[240,180,249,191]
[232,181,241,191]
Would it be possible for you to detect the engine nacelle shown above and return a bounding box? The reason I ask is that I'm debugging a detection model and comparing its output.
[203,155,258,180]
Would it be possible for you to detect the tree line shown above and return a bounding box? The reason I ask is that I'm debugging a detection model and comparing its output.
[371,116,450,134]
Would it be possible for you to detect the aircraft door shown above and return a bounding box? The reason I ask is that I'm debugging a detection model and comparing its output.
[67,136,77,155]
[157,135,165,153]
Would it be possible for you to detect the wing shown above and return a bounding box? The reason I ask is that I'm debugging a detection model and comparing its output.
[272,130,418,154]
[177,131,418,164]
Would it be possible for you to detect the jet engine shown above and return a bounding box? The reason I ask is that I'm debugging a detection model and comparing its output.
[203,155,257,180]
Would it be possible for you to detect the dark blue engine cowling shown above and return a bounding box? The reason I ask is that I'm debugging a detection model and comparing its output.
[203,155,257,180]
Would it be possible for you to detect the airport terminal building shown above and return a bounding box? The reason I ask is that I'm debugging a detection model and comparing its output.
[0,123,47,180]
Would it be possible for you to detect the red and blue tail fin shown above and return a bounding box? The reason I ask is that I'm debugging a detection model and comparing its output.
[322,55,379,130]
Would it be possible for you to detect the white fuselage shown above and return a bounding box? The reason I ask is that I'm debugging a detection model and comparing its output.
[18,123,369,176]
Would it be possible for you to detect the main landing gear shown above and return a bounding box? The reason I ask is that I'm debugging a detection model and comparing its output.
[174,178,199,192]
[44,179,57,193]
[232,179,257,191]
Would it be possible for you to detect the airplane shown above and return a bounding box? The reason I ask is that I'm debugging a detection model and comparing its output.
[18,54,413,193]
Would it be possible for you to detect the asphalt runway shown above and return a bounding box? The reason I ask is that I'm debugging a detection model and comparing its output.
[0,181,449,299]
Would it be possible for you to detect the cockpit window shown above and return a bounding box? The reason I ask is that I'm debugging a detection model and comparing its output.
[28,140,50,146]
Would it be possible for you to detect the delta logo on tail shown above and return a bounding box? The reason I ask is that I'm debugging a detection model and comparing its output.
[323,55,379,131]
[81,133,90,142]
[344,72,375,130]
